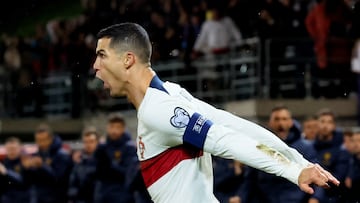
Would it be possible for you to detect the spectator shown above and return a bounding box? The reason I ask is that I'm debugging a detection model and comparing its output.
[22,123,73,203]
[302,115,319,143]
[310,108,350,203]
[351,39,360,125]
[68,128,99,203]
[192,6,242,57]
[342,129,356,154]
[305,0,353,98]
[180,11,202,66]
[239,105,317,203]
[213,157,244,203]
[93,113,138,203]
[0,137,32,203]
[191,5,242,102]
[226,0,257,38]
[346,130,360,202]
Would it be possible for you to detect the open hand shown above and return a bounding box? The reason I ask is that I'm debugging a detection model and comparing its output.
[298,163,339,194]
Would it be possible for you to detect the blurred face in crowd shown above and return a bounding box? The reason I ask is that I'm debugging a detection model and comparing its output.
[35,131,53,151]
[83,133,98,155]
[353,133,360,155]
[94,38,130,97]
[343,133,355,154]
[303,119,319,141]
[5,141,21,160]
[318,115,336,139]
[107,121,125,140]
[269,109,293,140]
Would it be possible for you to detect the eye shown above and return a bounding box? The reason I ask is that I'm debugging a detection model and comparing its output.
[97,52,106,59]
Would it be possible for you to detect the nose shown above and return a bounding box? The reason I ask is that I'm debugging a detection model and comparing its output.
[93,57,100,71]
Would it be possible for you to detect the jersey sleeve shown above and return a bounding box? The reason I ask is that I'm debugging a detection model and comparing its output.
[213,108,310,168]
[139,90,305,185]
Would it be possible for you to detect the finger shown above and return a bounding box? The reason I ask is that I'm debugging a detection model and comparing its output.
[315,164,340,186]
[299,183,315,194]
[312,166,330,188]
[323,170,340,186]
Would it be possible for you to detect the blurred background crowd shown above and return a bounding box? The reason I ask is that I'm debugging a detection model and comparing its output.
[1,107,360,203]
[1,0,360,202]
[1,0,360,117]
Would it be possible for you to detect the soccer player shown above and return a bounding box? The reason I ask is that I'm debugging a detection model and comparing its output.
[93,22,339,203]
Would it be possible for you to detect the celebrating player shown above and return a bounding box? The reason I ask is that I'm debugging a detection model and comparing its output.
[93,22,339,203]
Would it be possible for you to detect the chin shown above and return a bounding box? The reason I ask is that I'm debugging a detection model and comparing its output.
[110,89,125,97]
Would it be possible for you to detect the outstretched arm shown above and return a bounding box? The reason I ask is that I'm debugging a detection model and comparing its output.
[141,89,339,193]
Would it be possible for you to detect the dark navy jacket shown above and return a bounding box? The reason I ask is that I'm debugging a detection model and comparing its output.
[68,152,97,203]
[24,136,73,203]
[312,131,350,203]
[94,132,138,203]
[348,155,360,202]
[0,157,32,203]
[213,156,243,203]
[239,125,317,203]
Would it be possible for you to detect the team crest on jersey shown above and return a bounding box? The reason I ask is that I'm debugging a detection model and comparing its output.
[170,107,190,128]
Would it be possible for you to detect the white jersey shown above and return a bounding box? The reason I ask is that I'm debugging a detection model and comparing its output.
[136,76,310,203]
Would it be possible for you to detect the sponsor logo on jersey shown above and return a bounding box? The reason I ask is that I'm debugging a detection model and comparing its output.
[193,116,207,133]
[138,136,145,159]
[170,107,190,128]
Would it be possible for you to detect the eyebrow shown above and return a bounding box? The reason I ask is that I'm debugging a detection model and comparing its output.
[96,49,106,55]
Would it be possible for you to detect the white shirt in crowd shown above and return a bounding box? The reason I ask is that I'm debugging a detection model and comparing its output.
[193,17,242,54]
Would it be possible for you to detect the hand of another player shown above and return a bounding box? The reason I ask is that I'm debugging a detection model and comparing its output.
[31,157,43,168]
[345,177,352,188]
[308,197,319,203]
[21,156,33,169]
[0,163,7,175]
[298,163,339,194]
[228,196,241,203]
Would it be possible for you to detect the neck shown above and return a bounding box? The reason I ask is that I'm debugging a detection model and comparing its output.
[125,65,155,110]
[319,133,333,142]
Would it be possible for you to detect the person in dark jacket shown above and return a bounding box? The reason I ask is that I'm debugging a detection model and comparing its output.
[22,123,73,203]
[68,128,99,203]
[94,113,151,203]
[213,156,244,203]
[238,105,317,203]
[346,131,360,202]
[0,137,32,203]
[309,108,350,203]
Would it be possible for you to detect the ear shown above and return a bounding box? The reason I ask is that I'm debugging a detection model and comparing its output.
[124,52,135,69]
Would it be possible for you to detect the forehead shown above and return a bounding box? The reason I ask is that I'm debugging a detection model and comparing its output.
[271,109,291,118]
[5,141,20,147]
[36,131,50,138]
[96,38,113,51]
[304,120,318,125]
[319,115,334,121]
[83,134,97,140]
[353,133,360,138]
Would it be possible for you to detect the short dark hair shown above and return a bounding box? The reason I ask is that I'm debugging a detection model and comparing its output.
[82,126,99,140]
[5,136,21,144]
[303,115,318,122]
[343,129,353,137]
[97,22,152,63]
[35,123,53,137]
[107,112,126,125]
[271,104,290,113]
[317,108,336,121]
